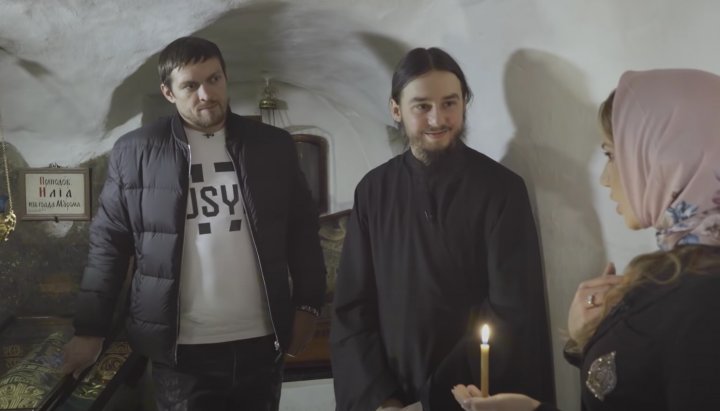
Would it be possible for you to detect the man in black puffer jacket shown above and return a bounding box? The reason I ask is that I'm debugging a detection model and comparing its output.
[62,37,326,411]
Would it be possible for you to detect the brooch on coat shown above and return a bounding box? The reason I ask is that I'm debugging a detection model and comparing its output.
[585,351,617,401]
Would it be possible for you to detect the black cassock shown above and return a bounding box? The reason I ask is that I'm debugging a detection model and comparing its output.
[331,142,555,411]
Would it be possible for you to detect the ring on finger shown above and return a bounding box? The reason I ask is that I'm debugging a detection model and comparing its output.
[586,293,597,308]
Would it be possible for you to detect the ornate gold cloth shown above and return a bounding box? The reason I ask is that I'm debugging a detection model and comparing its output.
[0,323,132,410]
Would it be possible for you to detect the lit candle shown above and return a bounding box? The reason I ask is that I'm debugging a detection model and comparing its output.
[480,324,490,397]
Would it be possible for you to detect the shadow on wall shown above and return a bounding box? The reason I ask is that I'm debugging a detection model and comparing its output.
[359,32,408,73]
[502,49,608,270]
[0,43,52,80]
[360,32,409,157]
[501,49,608,407]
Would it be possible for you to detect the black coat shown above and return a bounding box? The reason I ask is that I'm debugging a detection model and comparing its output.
[331,143,555,411]
[73,112,326,365]
[578,261,720,411]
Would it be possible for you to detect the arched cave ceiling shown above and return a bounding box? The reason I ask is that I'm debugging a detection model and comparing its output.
[0,0,467,164]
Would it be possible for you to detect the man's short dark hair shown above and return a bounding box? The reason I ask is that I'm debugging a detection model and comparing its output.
[390,47,473,104]
[158,37,227,88]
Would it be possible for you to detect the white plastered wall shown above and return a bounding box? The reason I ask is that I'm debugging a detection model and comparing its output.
[1,0,719,409]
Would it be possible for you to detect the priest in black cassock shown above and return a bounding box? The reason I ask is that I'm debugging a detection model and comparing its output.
[330,47,555,411]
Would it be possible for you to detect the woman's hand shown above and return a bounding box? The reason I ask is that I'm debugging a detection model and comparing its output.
[451,385,539,411]
[567,262,622,341]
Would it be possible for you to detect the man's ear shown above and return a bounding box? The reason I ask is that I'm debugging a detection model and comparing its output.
[390,99,402,123]
[160,83,176,104]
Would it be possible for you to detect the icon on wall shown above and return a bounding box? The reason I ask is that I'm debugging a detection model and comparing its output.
[293,134,328,215]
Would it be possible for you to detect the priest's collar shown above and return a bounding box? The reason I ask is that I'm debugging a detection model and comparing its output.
[404,140,468,177]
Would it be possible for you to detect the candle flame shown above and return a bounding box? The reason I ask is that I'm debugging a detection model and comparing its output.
[480,324,490,344]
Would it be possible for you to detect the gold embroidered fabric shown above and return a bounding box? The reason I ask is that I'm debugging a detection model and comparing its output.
[0,332,65,409]
[0,331,132,410]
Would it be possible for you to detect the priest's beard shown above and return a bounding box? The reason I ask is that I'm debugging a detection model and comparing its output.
[401,122,467,165]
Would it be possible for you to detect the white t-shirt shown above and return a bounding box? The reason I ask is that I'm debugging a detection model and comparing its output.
[177,127,273,344]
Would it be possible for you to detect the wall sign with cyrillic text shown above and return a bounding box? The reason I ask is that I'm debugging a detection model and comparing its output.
[19,168,91,221]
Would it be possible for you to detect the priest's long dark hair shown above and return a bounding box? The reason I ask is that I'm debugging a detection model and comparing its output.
[390,47,473,105]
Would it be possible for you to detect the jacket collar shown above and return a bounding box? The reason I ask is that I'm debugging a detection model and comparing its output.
[170,112,188,145]
[170,109,245,145]
[584,280,683,354]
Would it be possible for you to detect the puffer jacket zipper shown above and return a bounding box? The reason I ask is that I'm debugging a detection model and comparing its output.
[169,120,282,364]
[227,148,282,359]
[171,126,191,366]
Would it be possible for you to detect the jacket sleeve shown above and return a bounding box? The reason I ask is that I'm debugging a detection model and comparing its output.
[330,183,400,411]
[285,137,326,313]
[562,339,583,368]
[664,277,720,410]
[73,144,133,337]
[480,176,555,403]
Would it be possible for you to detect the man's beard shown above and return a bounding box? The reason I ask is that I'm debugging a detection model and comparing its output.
[401,122,467,165]
[180,99,228,132]
[192,102,227,130]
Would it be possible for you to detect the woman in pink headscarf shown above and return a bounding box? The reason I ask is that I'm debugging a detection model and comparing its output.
[453,69,720,411]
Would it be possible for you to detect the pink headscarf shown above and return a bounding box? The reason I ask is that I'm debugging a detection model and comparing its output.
[612,69,720,250]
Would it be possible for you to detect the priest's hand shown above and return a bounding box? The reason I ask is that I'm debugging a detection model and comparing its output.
[452,385,539,411]
[287,310,317,356]
[568,262,621,341]
[61,335,104,379]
